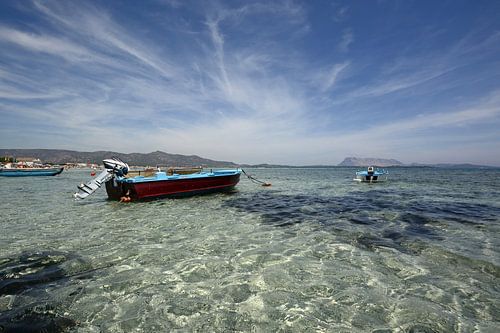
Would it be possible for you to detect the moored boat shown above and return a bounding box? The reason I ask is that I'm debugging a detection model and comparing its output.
[354,166,388,183]
[0,166,64,177]
[74,158,241,201]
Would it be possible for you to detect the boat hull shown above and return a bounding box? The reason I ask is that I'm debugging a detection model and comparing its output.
[354,175,387,183]
[354,168,388,183]
[0,167,63,177]
[105,172,240,200]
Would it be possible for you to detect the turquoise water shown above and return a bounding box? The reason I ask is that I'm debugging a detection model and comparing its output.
[1,167,499,332]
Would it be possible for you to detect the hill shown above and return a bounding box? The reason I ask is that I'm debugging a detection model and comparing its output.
[338,157,404,167]
[408,162,495,169]
[0,149,238,167]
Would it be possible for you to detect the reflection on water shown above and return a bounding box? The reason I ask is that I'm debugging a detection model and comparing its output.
[0,167,499,332]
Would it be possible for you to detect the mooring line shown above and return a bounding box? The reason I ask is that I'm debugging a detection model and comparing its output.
[241,169,272,187]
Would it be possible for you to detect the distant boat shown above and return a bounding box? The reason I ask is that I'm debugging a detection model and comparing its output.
[354,166,388,183]
[0,166,64,177]
[74,158,241,201]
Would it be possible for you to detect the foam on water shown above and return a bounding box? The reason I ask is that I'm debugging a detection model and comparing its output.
[0,167,499,331]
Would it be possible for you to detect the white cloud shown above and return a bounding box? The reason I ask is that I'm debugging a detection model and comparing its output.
[338,29,354,52]
[0,26,93,62]
[206,18,232,95]
[333,5,349,22]
[321,62,350,91]
[32,0,179,79]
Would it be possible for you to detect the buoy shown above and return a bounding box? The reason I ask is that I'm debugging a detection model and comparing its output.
[90,171,96,176]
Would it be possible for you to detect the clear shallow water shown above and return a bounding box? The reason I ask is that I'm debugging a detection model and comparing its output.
[0,167,499,332]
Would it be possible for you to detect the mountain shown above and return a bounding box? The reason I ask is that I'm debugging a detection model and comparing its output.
[338,157,495,168]
[338,157,404,167]
[408,162,495,169]
[2,149,495,168]
[0,149,238,167]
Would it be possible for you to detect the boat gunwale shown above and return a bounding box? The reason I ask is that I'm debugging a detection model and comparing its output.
[117,169,241,184]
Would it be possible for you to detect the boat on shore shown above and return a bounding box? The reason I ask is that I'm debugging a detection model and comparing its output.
[354,166,388,183]
[74,158,241,201]
[0,165,64,177]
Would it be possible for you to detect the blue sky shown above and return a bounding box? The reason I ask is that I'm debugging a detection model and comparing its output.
[0,0,499,165]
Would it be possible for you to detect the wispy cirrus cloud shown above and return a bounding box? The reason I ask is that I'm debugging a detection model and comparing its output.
[319,62,350,92]
[338,29,353,52]
[333,5,349,22]
[1,1,309,130]
[0,26,93,62]
[343,91,500,138]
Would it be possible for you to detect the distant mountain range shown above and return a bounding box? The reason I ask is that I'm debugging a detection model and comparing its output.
[0,149,495,168]
[338,157,404,167]
[338,157,494,168]
[406,163,495,168]
[0,149,238,167]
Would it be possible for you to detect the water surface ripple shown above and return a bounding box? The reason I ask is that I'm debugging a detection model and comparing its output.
[0,167,499,332]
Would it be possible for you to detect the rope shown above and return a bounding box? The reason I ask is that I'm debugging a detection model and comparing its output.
[241,169,272,187]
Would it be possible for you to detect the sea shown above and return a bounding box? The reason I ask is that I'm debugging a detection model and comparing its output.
[0,167,499,332]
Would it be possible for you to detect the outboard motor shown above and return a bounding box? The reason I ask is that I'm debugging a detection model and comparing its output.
[74,158,129,200]
[103,157,129,176]
[366,166,374,182]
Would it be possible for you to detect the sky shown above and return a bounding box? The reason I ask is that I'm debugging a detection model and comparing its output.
[0,0,499,166]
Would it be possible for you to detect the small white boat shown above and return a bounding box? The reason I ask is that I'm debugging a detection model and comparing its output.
[354,166,388,183]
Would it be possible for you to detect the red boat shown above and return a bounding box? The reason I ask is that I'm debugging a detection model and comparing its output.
[74,158,241,201]
[106,169,241,200]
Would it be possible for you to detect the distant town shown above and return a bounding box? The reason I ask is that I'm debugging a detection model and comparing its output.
[0,156,99,169]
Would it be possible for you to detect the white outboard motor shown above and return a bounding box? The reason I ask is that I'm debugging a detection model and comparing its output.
[74,158,129,200]
[103,158,129,176]
[366,166,375,182]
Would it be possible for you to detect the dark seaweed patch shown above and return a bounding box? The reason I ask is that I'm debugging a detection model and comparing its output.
[0,251,98,332]
[355,234,407,253]
[406,324,440,333]
[349,214,375,226]
[407,200,500,226]
[224,190,496,253]
[0,252,68,295]
[399,213,441,239]
[0,306,76,333]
